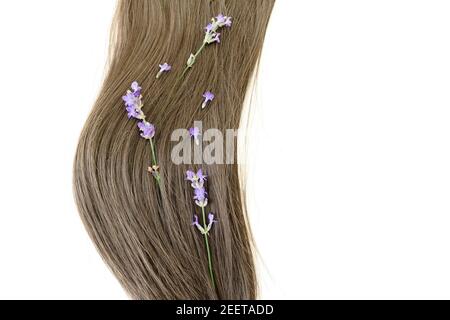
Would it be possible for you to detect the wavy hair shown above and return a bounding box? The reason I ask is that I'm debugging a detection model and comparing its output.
[73,0,275,299]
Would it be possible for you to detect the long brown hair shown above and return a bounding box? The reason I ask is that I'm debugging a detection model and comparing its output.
[73,0,275,300]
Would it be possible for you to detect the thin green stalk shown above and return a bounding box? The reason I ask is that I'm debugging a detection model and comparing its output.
[149,138,161,185]
[182,42,207,76]
[194,43,207,61]
[202,206,215,289]
[149,138,157,166]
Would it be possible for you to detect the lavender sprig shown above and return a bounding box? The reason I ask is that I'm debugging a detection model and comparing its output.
[156,63,172,79]
[202,91,215,109]
[183,14,232,75]
[189,127,201,145]
[122,82,161,184]
[186,169,217,288]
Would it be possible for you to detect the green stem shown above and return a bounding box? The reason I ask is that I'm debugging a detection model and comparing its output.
[194,43,207,59]
[202,206,215,289]
[149,138,161,185]
[182,42,207,76]
[149,138,157,166]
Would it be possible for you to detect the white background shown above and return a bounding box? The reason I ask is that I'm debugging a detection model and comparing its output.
[0,0,449,300]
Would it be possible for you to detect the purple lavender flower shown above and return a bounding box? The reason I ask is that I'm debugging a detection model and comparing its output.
[203,91,215,102]
[215,14,232,28]
[186,169,207,188]
[189,127,201,145]
[224,17,232,28]
[122,82,145,119]
[131,81,142,96]
[202,91,215,109]
[216,14,226,24]
[194,187,208,208]
[196,169,207,183]
[192,215,206,234]
[138,121,155,140]
[126,105,144,119]
[194,187,207,202]
[186,170,196,182]
[192,213,217,235]
[122,91,139,107]
[189,127,201,138]
[186,169,208,206]
[156,63,172,79]
[192,215,199,226]
[186,169,207,183]
[203,15,229,44]
[205,31,221,44]
[211,33,221,43]
[205,23,214,33]
[205,213,217,233]
[208,213,216,223]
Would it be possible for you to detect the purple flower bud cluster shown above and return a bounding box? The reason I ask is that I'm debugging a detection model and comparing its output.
[122,82,156,140]
[186,169,207,205]
[186,169,217,235]
[204,14,232,44]
[138,121,155,140]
